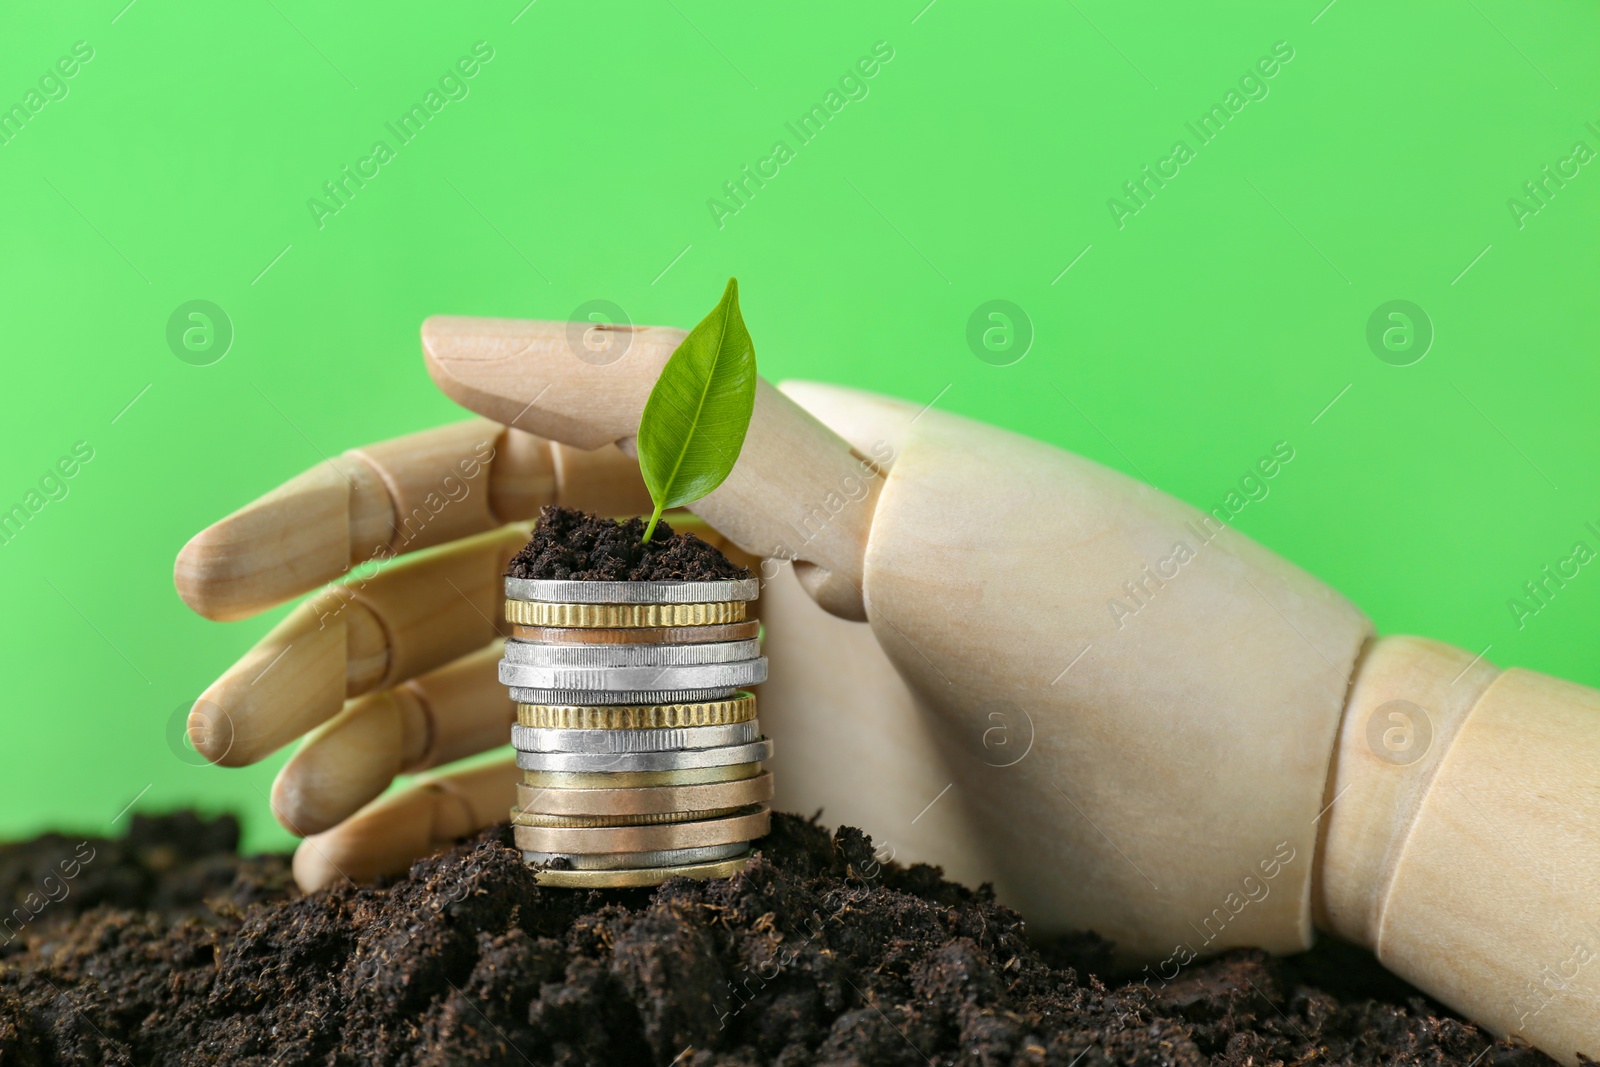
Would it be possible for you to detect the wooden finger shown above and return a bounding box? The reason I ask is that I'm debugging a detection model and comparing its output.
[190,525,525,767]
[271,643,512,836]
[423,317,881,619]
[175,418,650,621]
[291,758,517,891]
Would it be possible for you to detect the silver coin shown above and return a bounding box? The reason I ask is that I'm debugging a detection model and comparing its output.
[497,658,767,692]
[512,720,759,754]
[502,638,760,669]
[521,843,749,871]
[504,577,759,604]
[509,686,737,706]
[515,738,774,773]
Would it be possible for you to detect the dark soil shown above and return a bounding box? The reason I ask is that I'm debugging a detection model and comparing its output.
[506,505,752,582]
[0,812,1557,1067]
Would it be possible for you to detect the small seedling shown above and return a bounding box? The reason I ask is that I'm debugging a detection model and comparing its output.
[636,277,758,543]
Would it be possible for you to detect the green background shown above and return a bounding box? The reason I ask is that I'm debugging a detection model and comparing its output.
[0,1,1595,852]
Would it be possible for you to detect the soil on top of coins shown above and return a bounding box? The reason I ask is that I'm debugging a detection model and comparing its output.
[506,505,752,582]
[0,812,1558,1067]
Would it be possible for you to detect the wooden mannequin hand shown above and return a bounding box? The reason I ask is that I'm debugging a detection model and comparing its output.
[175,315,1600,1065]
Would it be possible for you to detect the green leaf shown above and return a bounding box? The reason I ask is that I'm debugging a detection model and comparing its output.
[636,277,758,543]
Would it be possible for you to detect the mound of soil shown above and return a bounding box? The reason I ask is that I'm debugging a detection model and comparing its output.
[0,811,1554,1067]
[506,506,751,582]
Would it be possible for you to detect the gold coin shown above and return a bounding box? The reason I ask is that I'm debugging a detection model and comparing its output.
[515,772,774,817]
[511,621,761,645]
[520,763,762,790]
[516,692,756,730]
[530,853,752,888]
[508,805,745,828]
[511,805,769,853]
[503,600,746,628]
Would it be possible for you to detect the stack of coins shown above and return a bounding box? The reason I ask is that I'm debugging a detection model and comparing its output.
[497,576,771,887]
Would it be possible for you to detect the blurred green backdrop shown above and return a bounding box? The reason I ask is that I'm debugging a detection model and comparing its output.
[0,0,1595,851]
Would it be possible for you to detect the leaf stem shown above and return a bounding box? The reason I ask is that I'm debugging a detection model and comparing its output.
[641,503,664,544]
